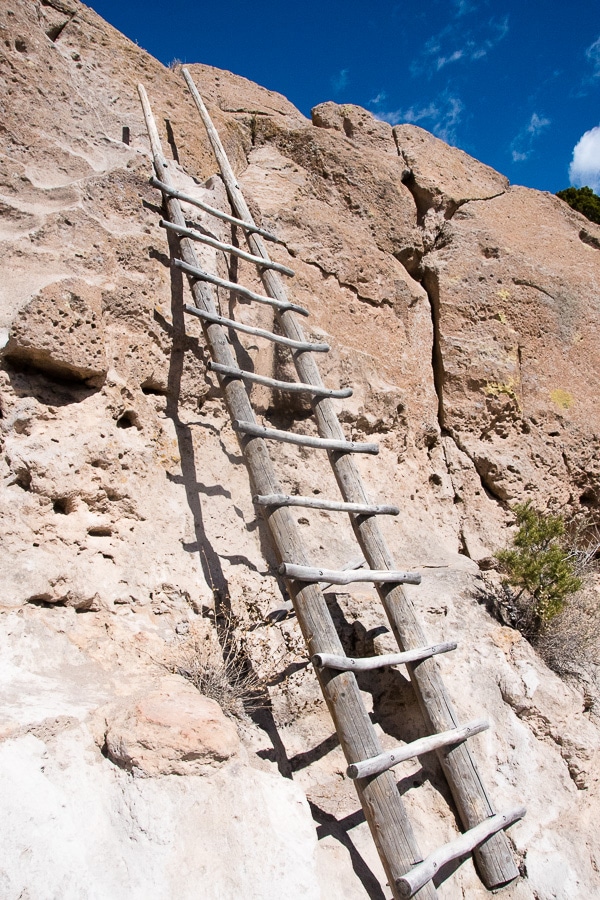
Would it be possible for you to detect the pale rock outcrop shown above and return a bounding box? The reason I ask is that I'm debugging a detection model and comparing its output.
[4,278,107,382]
[422,186,600,506]
[102,674,240,775]
[1,1,600,898]
[312,101,398,155]
[0,727,322,900]
[394,123,509,218]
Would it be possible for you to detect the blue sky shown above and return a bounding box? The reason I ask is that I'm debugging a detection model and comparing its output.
[87,0,600,193]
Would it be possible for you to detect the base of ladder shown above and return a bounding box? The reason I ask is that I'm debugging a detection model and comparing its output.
[396,806,526,897]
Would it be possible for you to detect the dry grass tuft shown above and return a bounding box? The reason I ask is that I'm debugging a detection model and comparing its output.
[535,580,600,715]
[171,614,269,719]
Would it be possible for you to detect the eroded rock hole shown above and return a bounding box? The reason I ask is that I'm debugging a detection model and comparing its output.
[579,488,597,508]
[27,595,58,608]
[53,497,72,514]
[579,229,600,250]
[116,410,138,429]
[88,525,112,536]
[14,468,32,491]
[141,380,168,396]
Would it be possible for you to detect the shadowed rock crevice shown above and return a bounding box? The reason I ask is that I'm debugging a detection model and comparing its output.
[302,257,394,308]
[40,0,78,43]
[420,267,445,430]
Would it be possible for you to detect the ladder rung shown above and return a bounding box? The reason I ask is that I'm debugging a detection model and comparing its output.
[312,641,458,671]
[347,719,489,780]
[160,219,295,276]
[254,493,396,514]
[396,806,526,898]
[175,260,309,316]
[280,563,420,585]
[184,306,329,352]
[209,363,352,398]
[150,177,281,243]
[233,420,379,454]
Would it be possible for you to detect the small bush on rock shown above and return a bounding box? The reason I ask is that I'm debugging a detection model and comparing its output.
[488,504,600,716]
[556,186,600,225]
[497,502,582,628]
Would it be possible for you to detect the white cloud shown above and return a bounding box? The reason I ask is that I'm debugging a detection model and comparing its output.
[528,112,551,136]
[436,49,464,70]
[331,68,349,93]
[586,35,600,77]
[569,126,600,192]
[411,15,509,77]
[375,94,464,143]
[453,0,476,16]
[370,91,387,106]
[510,112,550,162]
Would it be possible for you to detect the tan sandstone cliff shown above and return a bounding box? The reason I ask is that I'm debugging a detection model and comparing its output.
[0,2,599,898]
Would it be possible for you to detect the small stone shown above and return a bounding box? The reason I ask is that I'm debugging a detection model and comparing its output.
[103,675,240,776]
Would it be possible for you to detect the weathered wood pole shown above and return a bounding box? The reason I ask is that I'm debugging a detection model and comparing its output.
[180,68,521,891]
[138,83,436,900]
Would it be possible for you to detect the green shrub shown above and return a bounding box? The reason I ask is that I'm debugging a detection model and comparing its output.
[556,186,600,225]
[497,502,582,626]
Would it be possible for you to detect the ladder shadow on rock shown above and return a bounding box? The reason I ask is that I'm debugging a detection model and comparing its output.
[324,592,454,806]
[309,802,388,900]
[138,76,525,899]
[164,231,301,778]
[163,233,228,602]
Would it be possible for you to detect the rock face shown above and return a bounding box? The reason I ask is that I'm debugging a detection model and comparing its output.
[4,279,107,383]
[1,2,599,899]
[102,674,240,776]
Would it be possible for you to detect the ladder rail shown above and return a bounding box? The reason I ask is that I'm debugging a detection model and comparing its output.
[139,83,436,900]
[180,68,520,891]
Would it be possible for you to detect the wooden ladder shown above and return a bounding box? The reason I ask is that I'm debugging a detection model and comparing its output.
[138,72,525,899]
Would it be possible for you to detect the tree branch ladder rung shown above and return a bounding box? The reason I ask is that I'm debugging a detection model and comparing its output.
[184,306,329,352]
[254,492,397,514]
[280,563,421,585]
[397,807,526,898]
[150,175,281,242]
[210,364,351,398]
[161,219,294,275]
[175,259,309,315]
[312,640,457,671]
[347,719,490,779]
[234,420,379,454]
